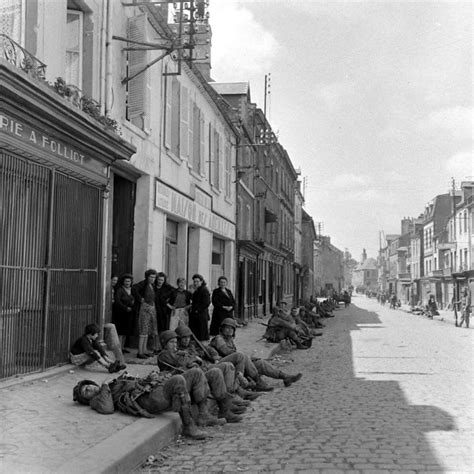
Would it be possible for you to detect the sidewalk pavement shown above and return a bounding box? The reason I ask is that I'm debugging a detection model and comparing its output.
[0,317,281,474]
[398,303,456,325]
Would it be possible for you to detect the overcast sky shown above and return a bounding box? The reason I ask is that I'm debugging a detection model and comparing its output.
[209,0,473,260]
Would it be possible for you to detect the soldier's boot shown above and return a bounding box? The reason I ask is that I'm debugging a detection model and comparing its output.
[253,377,274,392]
[179,403,207,440]
[279,371,303,388]
[293,337,310,350]
[235,386,261,401]
[196,401,226,427]
[217,395,243,423]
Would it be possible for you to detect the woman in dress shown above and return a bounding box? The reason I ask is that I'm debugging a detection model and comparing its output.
[112,273,135,353]
[132,269,159,359]
[210,276,235,336]
[189,274,210,342]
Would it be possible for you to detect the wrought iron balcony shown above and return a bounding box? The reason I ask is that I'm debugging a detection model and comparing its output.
[0,34,46,79]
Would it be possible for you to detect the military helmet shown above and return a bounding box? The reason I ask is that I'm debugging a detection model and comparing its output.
[220,318,237,328]
[73,379,99,405]
[160,330,178,347]
[175,325,193,338]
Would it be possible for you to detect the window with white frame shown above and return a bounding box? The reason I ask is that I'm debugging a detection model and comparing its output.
[66,10,83,88]
[0,0,24,44]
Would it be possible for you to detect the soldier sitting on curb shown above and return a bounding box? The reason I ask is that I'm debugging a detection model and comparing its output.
[210,318,303,390]
[69,323,125,373]
[263,304,312,349]
[72,369,207,439]
[174,324,260,402]
[157,330,243,425]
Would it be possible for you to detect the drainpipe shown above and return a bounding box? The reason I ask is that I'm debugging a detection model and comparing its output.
[99,168,112,333]
[99,0,107,113]
[105,0,113,114]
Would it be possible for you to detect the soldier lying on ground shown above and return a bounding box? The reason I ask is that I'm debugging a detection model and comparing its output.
[73,369,210,439]
[174,324,261,402]
[157,330,243,424]
[69,323,126,373]
[263,304,312,349]
[210,318,303,389]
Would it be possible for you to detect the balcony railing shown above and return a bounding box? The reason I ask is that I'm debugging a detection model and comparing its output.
[1,33,46,79]
[1,34,117,132]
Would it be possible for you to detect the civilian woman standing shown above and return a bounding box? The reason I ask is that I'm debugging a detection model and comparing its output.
[112,273,135,353]
[210,276,235,336]
[189,274,210,342]
[132,269,159,359]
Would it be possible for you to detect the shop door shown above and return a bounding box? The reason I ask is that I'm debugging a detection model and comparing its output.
[112,175,135,276]
[0,153,102,379]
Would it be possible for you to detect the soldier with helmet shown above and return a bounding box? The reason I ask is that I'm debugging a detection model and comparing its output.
[210,318,303,390]
[157,330,243,424]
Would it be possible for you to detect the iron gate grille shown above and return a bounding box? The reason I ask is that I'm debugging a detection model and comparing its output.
[0,152,102,379]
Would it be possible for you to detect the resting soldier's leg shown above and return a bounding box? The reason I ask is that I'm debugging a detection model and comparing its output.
[103,323,126,365]
[253,358,303,388]
[138,374,206,439]
[214,361,237,392]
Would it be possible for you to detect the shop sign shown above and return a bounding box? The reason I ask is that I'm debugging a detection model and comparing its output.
[155,181,235,239]
[0,113,106,176]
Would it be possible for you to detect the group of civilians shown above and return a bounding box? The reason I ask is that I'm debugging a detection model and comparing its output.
[111,271,236,359]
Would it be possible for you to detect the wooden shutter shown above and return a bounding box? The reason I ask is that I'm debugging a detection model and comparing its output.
[179,85,189,159]
[164,70,172,148]
[188,95,194,165]
[192,103,200,172]
[127,14,149,129]
[199,113,205,175]
[209,123,214,185]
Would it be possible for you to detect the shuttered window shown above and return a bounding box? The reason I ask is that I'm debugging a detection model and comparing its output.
[126,14,149,130]
[192,102,201,173]
[208,123,214,185]
[214,129,220,190]
[179,85,189,159]
[224,139,231,198]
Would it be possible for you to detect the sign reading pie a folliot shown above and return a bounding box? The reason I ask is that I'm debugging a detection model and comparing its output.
[0,113,106,176]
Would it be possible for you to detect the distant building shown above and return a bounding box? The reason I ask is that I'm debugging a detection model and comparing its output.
[314,236,344,295]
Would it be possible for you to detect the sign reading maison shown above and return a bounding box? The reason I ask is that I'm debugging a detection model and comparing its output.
[155,181,235,239]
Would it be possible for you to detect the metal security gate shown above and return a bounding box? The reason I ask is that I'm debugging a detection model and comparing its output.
[0,152,102,379]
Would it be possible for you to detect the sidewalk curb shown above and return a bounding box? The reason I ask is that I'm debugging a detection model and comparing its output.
[60,413,180,474]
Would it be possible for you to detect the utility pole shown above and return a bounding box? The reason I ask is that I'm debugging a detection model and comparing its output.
[451,177,458,316]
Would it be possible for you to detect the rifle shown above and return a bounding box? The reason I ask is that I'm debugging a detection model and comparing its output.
[158,360,185,374]
[190,330,216,362]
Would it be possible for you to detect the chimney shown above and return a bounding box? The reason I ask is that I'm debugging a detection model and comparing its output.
[361,248,367,262]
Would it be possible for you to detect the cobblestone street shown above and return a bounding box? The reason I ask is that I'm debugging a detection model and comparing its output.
[139,296,473,473]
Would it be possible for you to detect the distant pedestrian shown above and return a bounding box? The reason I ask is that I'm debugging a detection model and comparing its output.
[189,274,211,342]
[456,289,471,328]
[210,276,236,336]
